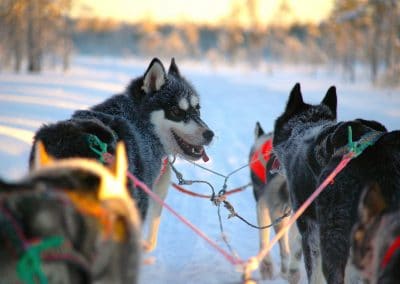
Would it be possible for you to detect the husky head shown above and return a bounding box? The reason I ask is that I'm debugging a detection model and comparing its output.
[249,122,273,199]
[0,142,140,284]
[132,58,214,161]
[351,182,400,283]
[273,83,337,149]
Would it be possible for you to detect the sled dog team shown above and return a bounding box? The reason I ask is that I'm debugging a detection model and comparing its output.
[1,58,399,284]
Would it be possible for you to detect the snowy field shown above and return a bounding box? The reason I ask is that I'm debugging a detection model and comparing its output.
[0,57,399,283]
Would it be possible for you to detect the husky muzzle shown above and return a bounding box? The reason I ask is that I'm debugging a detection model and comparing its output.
[192,115,214,144]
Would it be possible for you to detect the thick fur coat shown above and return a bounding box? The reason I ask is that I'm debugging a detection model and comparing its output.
[30,58,213,221]
[273,83,400,283]
[1,143,140,284]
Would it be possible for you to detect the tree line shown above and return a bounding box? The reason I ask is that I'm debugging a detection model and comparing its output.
[0,0,73,72]
[0,0,399,85]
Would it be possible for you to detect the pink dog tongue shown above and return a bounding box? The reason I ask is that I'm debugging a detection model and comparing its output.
[202,150,209,162]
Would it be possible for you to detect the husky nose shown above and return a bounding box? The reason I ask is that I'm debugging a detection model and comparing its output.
[203,130,214,143]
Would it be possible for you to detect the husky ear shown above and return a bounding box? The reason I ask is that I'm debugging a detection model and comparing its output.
[142,58,166,94]
[254,122,265,139]
[33,141,54,170]
[359,182,387,224]
[168,57,181,77]
[321,86,337,118]
[285,83,304,114]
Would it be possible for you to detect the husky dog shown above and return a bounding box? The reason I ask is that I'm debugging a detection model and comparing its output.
[352,183,400,284]
[30,58,214,251]
[273,83,400,283]
[0,142,141,284]
[249,122,302,283]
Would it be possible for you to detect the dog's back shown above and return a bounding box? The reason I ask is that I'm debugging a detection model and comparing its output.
[29,118,117,168]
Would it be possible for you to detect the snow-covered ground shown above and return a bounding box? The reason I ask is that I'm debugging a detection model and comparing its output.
[0,57,399,283]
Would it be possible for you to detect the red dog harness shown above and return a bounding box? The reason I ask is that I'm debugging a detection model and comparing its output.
[381,235,400,268]
[250,138,273,183]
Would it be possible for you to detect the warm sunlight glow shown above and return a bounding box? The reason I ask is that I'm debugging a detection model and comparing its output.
[72,0,334,26]
[0,125,33,144]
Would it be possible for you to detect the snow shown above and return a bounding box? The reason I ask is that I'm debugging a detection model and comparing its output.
[0,56,399,283]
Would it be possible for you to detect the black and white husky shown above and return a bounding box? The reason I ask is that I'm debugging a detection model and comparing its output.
[249,122,302,283]
[30,58,214,252]
[273,83,400,283]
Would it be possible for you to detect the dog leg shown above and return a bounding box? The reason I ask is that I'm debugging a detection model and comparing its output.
[296,218,326,284]
[318,207,350,284]
[299,222,325,284]
[143,164,171,252]
[344,255,362,284]
[287,222,303,284]
[257,197,274,279]
[319,229,349,284]
[273,213,290,276]
[310,250,326,284]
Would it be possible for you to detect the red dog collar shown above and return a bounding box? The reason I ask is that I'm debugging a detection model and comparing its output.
[381,235,400,268]
[250,139,273,183]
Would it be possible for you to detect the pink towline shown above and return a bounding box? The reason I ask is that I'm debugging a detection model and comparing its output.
[126,171,243,266]
[255,152,355,264]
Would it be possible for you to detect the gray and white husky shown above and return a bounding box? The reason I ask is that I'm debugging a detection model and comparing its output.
[30,58,214,252]
[249,122,302,283]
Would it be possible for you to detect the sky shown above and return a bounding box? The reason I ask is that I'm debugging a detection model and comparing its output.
[72,0,335,27]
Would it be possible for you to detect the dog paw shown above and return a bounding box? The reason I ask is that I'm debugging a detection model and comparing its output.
[141,240,156,252]
[280,262,288,275]
[143,256,156,265]
[259,258,274,280]
[286,268,301,284]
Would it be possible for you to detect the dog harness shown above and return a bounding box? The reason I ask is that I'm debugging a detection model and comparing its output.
[250,138,273,183]
[86,133,169,184]
[334,127,385,158]
[381,235,400,268]
[0,194,91,284]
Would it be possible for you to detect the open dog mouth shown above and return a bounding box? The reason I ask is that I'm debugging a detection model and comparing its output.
[172,131,209,162]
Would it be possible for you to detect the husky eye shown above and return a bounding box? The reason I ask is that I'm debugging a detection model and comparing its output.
[169,106,186,119]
